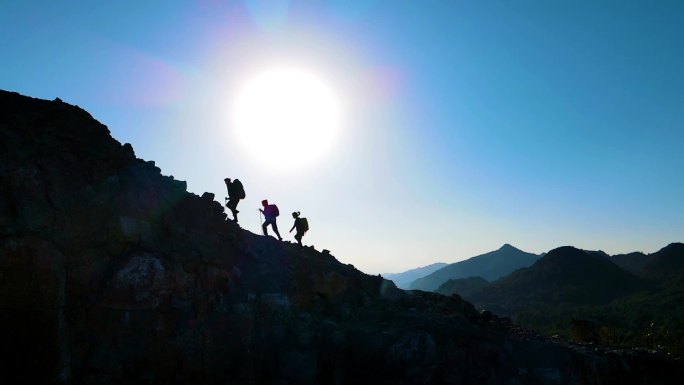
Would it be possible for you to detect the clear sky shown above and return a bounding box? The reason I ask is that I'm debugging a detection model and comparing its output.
[1,1,682,274]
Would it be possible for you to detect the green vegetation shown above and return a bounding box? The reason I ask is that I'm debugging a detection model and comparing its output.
[513,282,684,356]
[454,244,684,357]
[436,276,489,297]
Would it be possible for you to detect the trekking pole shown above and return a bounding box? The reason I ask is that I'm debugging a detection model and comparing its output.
[258,209,263,226]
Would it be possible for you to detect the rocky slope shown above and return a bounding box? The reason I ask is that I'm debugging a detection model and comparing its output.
[0,90,681,384]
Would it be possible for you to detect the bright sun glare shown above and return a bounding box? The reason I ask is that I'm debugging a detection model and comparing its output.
[233,67,340,169]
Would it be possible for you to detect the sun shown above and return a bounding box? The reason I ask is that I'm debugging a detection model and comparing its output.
[232,67,340,169]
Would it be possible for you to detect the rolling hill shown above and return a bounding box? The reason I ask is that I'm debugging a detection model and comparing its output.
[640,243,684,279]
[609,251,651,274]
[468,246,647,315]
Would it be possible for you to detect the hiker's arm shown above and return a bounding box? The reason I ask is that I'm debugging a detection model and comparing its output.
[289,224,295,232]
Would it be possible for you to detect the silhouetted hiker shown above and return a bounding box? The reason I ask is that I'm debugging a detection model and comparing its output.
[224,178,245,222]
[289,211,309,246]
[259,199,282,240]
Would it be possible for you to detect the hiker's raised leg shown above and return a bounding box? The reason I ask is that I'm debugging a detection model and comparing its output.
[227,198,239,220]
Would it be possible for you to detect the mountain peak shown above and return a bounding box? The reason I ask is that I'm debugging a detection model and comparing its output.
[499,243,518,251]
[409,244,540,291]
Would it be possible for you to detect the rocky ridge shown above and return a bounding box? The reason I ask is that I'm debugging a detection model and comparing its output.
[0,90,681,384]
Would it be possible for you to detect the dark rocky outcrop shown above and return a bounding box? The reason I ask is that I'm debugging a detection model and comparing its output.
[0,90,681,384]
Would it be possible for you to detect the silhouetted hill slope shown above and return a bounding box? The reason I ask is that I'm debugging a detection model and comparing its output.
[469,247,647,315]
[453,246,684,357]
[1,90,681,384]
[409,244,540,292]
[641,243,684,279]
[610,252,651,274]
[436,276,489,297]
[586,249,610,259]
[382,262,447,289]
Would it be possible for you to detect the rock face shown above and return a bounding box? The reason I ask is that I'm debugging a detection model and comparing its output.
[0,90,681,384]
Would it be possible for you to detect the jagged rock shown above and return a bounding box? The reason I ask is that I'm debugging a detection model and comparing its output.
[0,90,682,384]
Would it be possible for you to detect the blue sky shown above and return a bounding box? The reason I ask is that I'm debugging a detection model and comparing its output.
[1,1,682,274]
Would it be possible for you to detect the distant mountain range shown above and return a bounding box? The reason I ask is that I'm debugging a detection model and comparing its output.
[436,243,684,355]
[409,244,540,292]
[467,246,647,315]
[382,262,447,289]
[394,242,684,355]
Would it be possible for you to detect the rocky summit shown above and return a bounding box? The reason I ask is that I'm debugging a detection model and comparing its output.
[0,90,681,384]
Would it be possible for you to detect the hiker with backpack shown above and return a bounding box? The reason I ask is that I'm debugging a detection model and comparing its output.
[289,211,308,246]
[259,199,282,241]
[224,178,245,222]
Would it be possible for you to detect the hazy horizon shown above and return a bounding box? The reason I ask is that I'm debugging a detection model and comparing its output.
[2,1,682,274]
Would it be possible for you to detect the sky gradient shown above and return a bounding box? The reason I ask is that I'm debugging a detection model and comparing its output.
[1,1,682,274]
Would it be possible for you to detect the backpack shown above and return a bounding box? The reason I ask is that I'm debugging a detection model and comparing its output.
[231,179,245,199]
[299,217,309,233]
[267,204,279,217]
